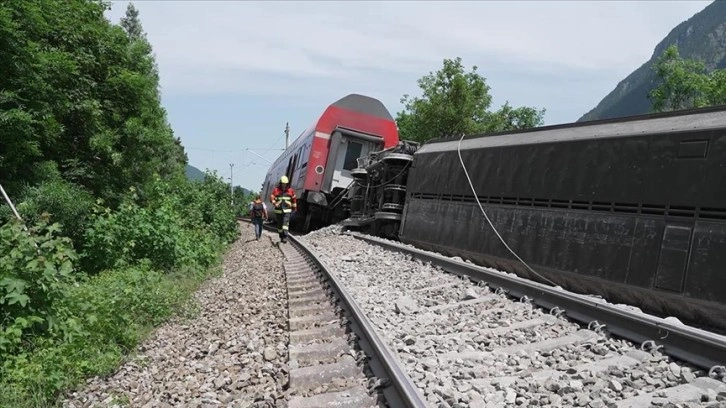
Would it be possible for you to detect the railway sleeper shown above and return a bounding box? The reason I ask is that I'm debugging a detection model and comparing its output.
[470,349,652,394]
[614,377,726,407]
[280,240,383,408]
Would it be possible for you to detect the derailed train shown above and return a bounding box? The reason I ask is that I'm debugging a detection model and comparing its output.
[264,96,726,331]
[260,94,399,232]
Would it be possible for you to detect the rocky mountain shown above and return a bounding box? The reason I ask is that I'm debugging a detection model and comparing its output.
[578,0,726,122]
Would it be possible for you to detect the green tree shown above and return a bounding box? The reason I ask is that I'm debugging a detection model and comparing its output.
[649,44,726,112]
[0,3,243,405]
[705,68,726,105]
[120,2,145,41]
[0,0,186,206]
[233,186,249,216]
[231,187,262,217]
[396,57,546,143]
[482,102,546,133]
[0,0,192,254]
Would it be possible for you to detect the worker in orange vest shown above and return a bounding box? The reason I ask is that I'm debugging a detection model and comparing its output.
[270,175,297,243]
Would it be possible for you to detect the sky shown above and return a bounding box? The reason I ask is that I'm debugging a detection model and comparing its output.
[105,0,712,192]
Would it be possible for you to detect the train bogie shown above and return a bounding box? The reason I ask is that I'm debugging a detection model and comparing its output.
[343,141,419,238]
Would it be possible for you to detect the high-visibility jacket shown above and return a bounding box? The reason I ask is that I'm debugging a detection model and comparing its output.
[270,185,297,214]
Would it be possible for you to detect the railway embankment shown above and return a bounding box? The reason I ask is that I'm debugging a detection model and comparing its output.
[62,226,290,407]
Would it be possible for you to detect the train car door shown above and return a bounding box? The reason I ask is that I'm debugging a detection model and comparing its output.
[322,128,385,193]
[330,137,374,190]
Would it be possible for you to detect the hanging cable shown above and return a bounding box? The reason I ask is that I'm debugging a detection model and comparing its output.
[1,182,40,252]
[457,134,557,287]
[0,182,23,222]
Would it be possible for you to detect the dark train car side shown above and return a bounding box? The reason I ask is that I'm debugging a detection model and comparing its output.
[398,105,726,331]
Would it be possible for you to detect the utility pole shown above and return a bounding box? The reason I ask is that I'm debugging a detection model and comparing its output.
[229,163,234,206]
[285,122,290,149]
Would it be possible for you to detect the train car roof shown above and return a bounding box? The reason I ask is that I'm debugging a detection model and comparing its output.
[419,104,726,153]
[328,94,395,121]
[268,93,395,168]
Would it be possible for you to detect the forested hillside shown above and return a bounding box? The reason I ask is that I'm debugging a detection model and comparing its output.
[185,164,206,181]
[0,1,240,405]
[578,0,726,121]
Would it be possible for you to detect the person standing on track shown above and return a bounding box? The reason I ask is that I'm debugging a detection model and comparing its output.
[250,195,267,240]
[270,175,297,243]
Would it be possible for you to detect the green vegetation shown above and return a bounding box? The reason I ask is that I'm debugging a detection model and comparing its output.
[579,0,726,121]
[649,44,726,112]
[395,57,546,143]
[0,1,239,406]
[233,186,259,218]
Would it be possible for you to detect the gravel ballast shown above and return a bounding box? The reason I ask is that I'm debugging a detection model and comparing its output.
[300,225,726,408]
[63,224,289,408]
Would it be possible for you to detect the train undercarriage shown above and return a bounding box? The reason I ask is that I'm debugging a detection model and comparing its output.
[279,141,420,237]
[340,141,419,238]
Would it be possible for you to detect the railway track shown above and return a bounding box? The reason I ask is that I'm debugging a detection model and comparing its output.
[241,219,427,407]
[297,226,726,408]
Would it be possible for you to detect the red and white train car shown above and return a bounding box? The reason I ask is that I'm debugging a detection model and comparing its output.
[261,94,399,231]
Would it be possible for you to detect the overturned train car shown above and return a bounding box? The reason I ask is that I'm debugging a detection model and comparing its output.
[354,105,726,331]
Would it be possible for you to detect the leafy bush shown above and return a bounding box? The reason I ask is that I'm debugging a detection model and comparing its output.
[0,2,243,406]
[0,218,78,357]
[0,262,220,406]
[145,173,240,245]
[0,171,240,406]
[12,179,96,247]
[82,188,219,274]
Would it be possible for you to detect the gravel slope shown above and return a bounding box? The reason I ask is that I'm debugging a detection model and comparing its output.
[63,225,289,408]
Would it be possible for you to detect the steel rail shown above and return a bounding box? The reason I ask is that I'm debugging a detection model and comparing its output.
[347,231,726,373]
[288,234,429,408]
[238,219,428,407]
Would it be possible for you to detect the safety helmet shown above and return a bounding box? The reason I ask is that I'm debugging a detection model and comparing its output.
[280,175,289,184]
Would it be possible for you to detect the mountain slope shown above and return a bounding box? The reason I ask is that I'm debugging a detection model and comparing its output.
[184,165,255,196]
[578,0,726,122]
[184,164,205,181]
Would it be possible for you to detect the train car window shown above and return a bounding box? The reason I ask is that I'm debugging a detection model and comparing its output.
[285,156,293,177]
[290,154,298,181]
[343,141,363,170]
[299,141,310,169]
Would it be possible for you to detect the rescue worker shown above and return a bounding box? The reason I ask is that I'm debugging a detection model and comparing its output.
[250,195,268,240]
[270,175,297,243]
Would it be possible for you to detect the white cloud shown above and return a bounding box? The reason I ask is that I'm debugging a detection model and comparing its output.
[106,0,713,121]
